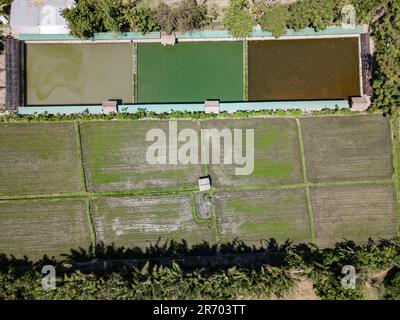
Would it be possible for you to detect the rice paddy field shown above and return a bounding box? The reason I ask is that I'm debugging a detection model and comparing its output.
[0,123,82,196]
[0,199,91,260]
[201,118,303,187]
[91,195,215,248]
[79,120,202,192]
[0,114,398,259]
[311,184,397,247]
[301,115,393,182]
[215,189,310,245]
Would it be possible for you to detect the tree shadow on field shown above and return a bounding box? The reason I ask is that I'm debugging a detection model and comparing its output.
[1,237,399,276]
[0,238,293,274]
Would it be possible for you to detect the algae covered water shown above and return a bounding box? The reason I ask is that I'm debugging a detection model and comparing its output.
[26,43,133,105]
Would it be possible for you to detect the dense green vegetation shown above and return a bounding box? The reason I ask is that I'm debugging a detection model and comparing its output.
[1,238,400,300]
[61,0,210,37]
[286,0,338,32]
[383,267,400,299]
[156,0,209,34]
[259,5,289,38]
[366,1,400,114]
[223,0,255,37]
[61,0,110,38]
[122,5,160,34]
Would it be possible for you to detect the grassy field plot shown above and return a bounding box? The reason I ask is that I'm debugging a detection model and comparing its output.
[311,184,397,247]
[300,115,393,182]
[201,118,303,187]
[80,120,202,192]
[215,189,310,245]
[0,123,82,196]
[91,195,214,248]
[0,199,90,259]
[137,41,243,103]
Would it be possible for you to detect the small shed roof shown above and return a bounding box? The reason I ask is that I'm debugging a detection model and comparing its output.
[102,101,118,114]
[198,176,211,192]
[161,32,176,46]
[204,100,220,114]
[351,96,370,111]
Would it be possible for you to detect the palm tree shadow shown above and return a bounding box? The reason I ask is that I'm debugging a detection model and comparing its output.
[2,237,398,276]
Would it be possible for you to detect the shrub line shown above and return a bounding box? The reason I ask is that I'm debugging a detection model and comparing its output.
[0,109,375,124]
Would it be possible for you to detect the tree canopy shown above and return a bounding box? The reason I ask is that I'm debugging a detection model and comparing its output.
[223,0,255,38]
[123,5,160,34]
[288,0,336,31]
[259,5,290,38]
[62,0,210,37]
[61,0,105,38]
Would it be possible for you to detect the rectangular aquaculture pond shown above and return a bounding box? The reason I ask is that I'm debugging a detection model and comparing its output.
[23,36,362,107]
[248,37,361,101]
[137,41,244,103]
[26,43,133,105]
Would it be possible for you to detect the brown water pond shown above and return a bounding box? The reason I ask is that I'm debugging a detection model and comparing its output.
[248,37,361,101]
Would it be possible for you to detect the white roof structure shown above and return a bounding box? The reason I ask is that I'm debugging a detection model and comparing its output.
[10,0,75,36]
[0,16,9,25]
[198,176,211,192]
[204,100,220,114]
[161,32,176,46]
[102,101,118,115]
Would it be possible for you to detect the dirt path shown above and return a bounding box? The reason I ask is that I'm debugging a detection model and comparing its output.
[274,279,320,300]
